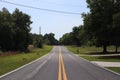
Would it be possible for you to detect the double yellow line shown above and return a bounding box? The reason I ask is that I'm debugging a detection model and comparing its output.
[58,47,67,80]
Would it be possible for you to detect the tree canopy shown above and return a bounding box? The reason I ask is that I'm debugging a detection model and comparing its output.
[60,0,120,53]
[43,33,58,45]
[0,8,32,51]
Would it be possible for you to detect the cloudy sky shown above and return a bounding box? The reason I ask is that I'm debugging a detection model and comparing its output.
[0,0,89,40]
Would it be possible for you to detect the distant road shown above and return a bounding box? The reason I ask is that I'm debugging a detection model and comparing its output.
[0,46,120,80]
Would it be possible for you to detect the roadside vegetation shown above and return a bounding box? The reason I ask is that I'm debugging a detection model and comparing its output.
[0,0,120,76]
[60,0,120,74]
[0,7,58,76]
[60,0,120,53]
[79,56,120,62]
[0,45,53,76]
[0,7,58,52]
[107,67,120,74]
[0,8,57,76]
[67,46,120,62]
[67,46,120,74]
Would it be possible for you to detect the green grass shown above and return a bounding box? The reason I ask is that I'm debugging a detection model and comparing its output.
[80,56,120,62]
[107,67,120,74]
[67,46,102,55]
[0,45,53,76]
[67,46,120,54]
[67,46,120,74]
[67,46,120,62]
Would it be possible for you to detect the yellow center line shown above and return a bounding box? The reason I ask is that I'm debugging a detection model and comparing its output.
[58,50,62,80]
[58,47,68,80]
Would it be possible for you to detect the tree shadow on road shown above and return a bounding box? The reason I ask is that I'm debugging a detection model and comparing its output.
[88,52,120,55]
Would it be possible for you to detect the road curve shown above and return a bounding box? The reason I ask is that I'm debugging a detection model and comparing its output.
[0,46,120,80]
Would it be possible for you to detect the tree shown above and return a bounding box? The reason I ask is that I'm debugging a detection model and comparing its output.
[33,34,43,48]
[0,8,14,51]
[111,0,120,53]
[12,8,32,51]
[59,25,88,46]
[72,26,81,45]
[114,0,120,13]
[112,12,120,52]
[82,13,93,46]
[86,0,113,52]
[59,32,73,45]
[0,8,32,51]
[44,33,58,45]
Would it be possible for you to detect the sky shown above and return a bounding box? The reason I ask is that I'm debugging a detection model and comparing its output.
[0,0,89,40]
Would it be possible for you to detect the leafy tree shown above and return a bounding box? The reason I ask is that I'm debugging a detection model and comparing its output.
[111,0,120,52]
[77,25,91,46]
[12,8,32,51]
[72,26,81,45]
[60,0,120,53]
[114,0,120,13]
[82,13,93,46]
[112,12,120,52]
[59,32,73,45]
[0,8,14,51]
[44,33,58,45]
[86,0,113,52]
[33,34,43,48]
[0,8,32,51]
[60,25,88,46]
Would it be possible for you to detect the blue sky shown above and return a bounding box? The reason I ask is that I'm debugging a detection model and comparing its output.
[0,0,89,40]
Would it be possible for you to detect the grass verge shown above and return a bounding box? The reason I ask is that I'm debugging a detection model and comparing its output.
[106,67,120,74]
[67,46,102,55]
[67,46,120,62]
[80,56,120,62]
[0,45,53,76]
[67,46,120,74]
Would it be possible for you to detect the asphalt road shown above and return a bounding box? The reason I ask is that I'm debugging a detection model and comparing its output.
[0,46,120,80]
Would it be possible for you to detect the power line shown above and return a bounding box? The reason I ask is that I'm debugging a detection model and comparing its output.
[0,0,81,15]
[36,1,83,8]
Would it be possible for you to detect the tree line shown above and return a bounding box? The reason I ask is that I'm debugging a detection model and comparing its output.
[0,8,58,52]
[0,8,32,51]
[60,0,120,53]
[29,33,58,48]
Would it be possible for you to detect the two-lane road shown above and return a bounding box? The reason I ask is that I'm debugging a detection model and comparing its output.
[0,46,120,80]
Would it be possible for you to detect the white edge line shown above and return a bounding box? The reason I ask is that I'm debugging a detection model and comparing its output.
[74,54,120,76]
[0,53,48,78]
[23,60,48,80]
[0,47,54,78]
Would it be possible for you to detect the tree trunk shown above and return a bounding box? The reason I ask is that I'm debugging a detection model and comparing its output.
[115,46,118,53]
[103,45,107,53]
